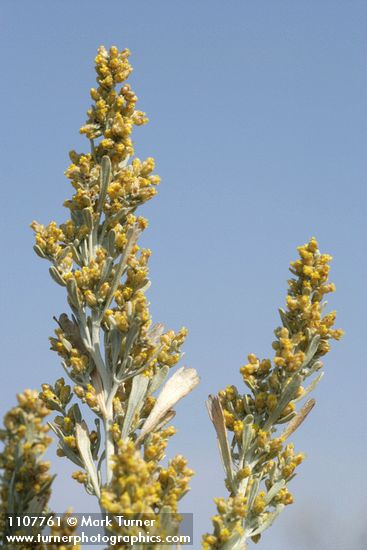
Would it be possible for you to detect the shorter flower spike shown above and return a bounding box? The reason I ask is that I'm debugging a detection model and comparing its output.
[203,238,343,549]
[0,392,83,549]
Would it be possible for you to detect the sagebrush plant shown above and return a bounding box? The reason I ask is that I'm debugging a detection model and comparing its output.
[1,45,199,548]
[0,45,343,550]
[202,237,343,549]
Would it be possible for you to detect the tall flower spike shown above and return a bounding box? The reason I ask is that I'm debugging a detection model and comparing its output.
[32,45,199,540]
[203,238,343,549]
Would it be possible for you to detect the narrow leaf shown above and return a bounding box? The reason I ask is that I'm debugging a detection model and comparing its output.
[136,367,199,443]
[281,398,316,440]
[248,504,285,537]
[97,156,111,213]
[207,395,235,490]
[49,266,66,287]
[121,374,150,438]
[75,421,100,498]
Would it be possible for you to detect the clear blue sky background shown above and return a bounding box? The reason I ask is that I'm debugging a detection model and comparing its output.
[1,2,366,549]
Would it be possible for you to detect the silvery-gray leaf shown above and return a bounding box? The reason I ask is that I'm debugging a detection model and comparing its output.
[118,154,130,170]
[207,395,235,491]
[60,336,72,353]
[121,374,150,438]
[100,225,141,318]
[107,231,116,256]
[100,256,114,283]
[97,156,111,213]
[123,321,140,359]
[151,410,175,433]
[92,418,102,460]
[281,399,315,441]
[90,370,107,419]
[33,244,47,259]
[69,403,82,423]
[241,414,254,459]
[49,266,66,287]
[243,395,253,415]
[137,367,199,443]
[75,422,100,498]
[57,245,72,261]
[148,365,169,395]
[302,334,321,367]
[248,504,285,537]
[56,440,83,467]
[265,479,285,504]
[221,532,247,550]
[110,327,122,367]
[139,280,151,293]
[147,323,165,345]
[268,461,278,484]
[299,360,323,384]
[275,411,297,424]
[295,373,323,403]
[71,209,83,226]
[48,422,64,440]
[126,301,133,318]
[66,278,81,309]
[278,307,291,330]
[82,208,93,230]
[264,374,303,429]
[247,477,260,512]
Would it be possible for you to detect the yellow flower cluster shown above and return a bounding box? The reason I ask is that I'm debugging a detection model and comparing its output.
[31,45,160,279]
[61,46,153,216]
[100,439,159,515]
[100,438,193,538]
[233,238,342,426]
[106,157,160,214]
[203,238,343,548]
[50,327,90,377]
[32,221,65,258]
[0,391,52,539]
[40,377,72,413]
[58,419,97,461]
[48,513,81,550]
[202,496,247,549]
[31,46,186,387]
[158,454,194,511]
[276,443,304,482]
[74,384,101,415]
[80,46,147,152]
[40,379,99,485]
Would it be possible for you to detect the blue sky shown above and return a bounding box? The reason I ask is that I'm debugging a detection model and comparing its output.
[1,2,366,549]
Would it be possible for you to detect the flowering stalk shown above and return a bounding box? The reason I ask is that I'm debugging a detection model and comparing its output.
[31,45,199,543]
[0,390,80,549]
[202,238,343,549]
[0,391,52,526]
